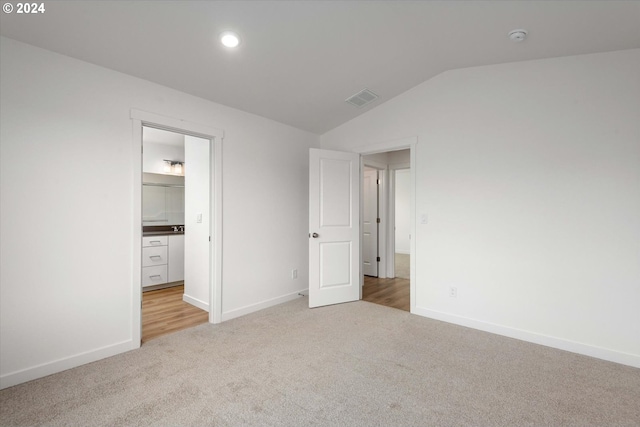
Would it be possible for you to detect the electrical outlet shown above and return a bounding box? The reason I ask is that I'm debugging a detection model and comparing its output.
[291,269,298,279]
[449,286,457,298]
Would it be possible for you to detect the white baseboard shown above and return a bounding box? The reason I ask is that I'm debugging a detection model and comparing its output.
[395,250,410,255]
[183,294,209,312]
[0,340,137,390]
[222,289,307,322]
[412,306,640,369]
[1,291,305,389]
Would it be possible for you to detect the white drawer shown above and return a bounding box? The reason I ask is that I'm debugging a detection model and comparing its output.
[142,236,168,247]
[142,265,168,287]
[142,246,168,267]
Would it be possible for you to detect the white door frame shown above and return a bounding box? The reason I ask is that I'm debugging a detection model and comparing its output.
[388,163,411,279]
[354,137,416,313]
[130,109,224,346]
[362,160,387,278]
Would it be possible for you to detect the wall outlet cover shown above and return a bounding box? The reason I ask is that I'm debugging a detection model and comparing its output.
[449,286,457,298]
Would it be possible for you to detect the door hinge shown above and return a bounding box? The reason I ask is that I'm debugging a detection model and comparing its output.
[376,256,381,262]
[377,179,381,185]
[376,218,381,223]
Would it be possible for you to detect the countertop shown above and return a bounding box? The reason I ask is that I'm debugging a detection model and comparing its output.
[142,225,185,237]
[142,230,184,236]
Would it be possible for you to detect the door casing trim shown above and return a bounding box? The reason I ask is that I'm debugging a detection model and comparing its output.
[131,109,224,347]
[354,137,416,313]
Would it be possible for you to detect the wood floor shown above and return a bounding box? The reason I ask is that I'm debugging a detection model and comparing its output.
[142,278,408,343]
[362,276,410,312]
[142,284,209,343]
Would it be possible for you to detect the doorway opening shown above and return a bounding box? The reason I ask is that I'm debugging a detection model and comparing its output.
[140,126,209,343]
[131,109,223,347]
[361,148,412,312]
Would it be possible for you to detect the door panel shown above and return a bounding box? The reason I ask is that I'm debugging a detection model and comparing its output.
[320,159,353,227]
[309,148,360,308]
[320,241,352,287]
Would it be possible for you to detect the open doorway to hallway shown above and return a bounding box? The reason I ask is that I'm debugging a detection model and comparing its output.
[361,149,411,312]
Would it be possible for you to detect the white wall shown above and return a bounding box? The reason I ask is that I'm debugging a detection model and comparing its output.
[183,135,210,310]
[142,140,186,226]
[394,169,411,254]
[362,152,389,165]
[0,37,318,388]
[142,141,185,175]
[388,149,410,166]
[321,49,640,367]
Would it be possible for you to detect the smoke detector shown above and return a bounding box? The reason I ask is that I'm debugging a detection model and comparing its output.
[508,29,528,42]
[345,88,379,108]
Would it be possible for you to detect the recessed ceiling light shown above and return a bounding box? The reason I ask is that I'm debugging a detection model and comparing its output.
[220,31,241,48]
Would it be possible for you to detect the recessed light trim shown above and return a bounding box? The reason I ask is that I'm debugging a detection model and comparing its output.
[220,31,241,48]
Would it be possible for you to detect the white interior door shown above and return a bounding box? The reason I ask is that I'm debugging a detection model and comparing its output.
[309,148,360,308]
[363,168,379,277]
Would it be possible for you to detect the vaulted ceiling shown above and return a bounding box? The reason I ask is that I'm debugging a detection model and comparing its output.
[2,1,639,134]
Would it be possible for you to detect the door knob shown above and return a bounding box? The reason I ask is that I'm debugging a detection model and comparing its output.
[311,232,319,238]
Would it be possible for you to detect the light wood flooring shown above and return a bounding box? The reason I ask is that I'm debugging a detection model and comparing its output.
[362,276,410,312]
[142,284,209,343]
[142,278,408,343]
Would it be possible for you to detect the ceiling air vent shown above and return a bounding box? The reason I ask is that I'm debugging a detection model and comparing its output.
[345,88,379,108]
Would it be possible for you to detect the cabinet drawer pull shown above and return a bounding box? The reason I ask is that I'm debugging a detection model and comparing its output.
[149,240,162,245]
[149,275,162,279]
[149,255,162,260]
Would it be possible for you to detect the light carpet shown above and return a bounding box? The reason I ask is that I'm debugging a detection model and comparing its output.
[1,297,639,426]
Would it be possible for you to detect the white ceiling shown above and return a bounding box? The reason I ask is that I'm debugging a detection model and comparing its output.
[1,1,639,135]
[143,126,185,147]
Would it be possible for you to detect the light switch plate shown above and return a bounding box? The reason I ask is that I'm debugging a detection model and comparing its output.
[196,213,202,223]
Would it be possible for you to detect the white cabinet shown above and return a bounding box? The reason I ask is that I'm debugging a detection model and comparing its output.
[143,236,168,247]
[168,234,185,283]
[142,265,168,287]
[142,245,168,267]
[142,234,184,288]
[142,236,168,288]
